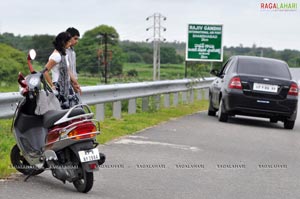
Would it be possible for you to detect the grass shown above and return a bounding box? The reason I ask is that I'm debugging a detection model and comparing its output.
[73,63,187,86]
[0,119,15,178]
[0,100,208,179]
[0,62,210,92]
[0,84,19,92]
[123,63,185,81]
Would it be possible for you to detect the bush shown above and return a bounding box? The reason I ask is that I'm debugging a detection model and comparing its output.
[127,52,143,63]
[127,69,138,77]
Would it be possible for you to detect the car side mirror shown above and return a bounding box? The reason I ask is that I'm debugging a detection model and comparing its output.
[210,69,219,76]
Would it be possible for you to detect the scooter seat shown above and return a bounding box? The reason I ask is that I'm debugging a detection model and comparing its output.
[43,108,85,129]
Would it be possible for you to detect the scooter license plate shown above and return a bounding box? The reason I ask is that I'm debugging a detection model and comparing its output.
[78,148,100,163]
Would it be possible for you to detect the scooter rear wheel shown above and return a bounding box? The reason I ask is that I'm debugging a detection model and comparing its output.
[10,144,44,176]
[73,166,94,193]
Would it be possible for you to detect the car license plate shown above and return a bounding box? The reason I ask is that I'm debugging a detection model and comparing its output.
[78,148,100,163]
[253,83,278,93]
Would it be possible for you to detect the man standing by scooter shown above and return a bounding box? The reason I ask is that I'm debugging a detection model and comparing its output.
[65,28,106,172]
[66,27,82,103]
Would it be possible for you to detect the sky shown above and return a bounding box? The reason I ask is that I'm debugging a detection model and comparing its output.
[1,0,300,51]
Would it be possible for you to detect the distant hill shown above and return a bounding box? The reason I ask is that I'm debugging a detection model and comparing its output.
[120,40,300,67]
[0,43,27,85]
[1,32,299,68]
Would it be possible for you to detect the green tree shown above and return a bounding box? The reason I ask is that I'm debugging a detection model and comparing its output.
[160,47,184,64]
[76,25,124,78]
[120,41,152,63]
[108,45,124,76]
[0,43,27,85]
[120,41,184,64]
[126,52,143,63]
[31,34,55,64]
[0,33,33,53]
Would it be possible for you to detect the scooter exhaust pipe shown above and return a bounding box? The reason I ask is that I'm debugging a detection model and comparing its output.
[44,150,76,183]
[98,153,106,165]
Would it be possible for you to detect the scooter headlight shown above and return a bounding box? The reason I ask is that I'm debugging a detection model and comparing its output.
[26,73,41,90]
[29,76,39,87]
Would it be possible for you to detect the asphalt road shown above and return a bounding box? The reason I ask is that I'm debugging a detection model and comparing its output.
[1,69,300,199]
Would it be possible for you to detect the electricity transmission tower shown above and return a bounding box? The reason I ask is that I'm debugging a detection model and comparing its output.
[146,13,167,81]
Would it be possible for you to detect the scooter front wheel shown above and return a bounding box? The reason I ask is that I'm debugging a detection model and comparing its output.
[73,166,94,193]
[10,144,44,176]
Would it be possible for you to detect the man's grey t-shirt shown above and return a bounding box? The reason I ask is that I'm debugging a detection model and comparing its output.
[66,47,77,79]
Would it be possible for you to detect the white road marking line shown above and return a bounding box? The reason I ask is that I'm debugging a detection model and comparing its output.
[114,139,200,152]
[127,135,149,139]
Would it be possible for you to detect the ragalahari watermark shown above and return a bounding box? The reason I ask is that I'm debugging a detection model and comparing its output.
[260,2,298,11]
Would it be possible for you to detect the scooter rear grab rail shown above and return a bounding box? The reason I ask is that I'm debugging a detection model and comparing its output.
[45,118,100,147]
[54,104,94,126]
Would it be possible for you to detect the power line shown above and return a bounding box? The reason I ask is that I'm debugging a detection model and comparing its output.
[117,24,148,41]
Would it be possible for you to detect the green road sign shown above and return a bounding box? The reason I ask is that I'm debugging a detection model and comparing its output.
[186,24,223,62]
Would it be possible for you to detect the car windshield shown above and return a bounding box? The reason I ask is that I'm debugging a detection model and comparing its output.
[237,58,291,79]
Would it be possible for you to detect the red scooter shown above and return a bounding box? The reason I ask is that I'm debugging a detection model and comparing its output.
[10,49,105,193]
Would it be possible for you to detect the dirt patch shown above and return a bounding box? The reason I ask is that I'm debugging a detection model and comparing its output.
[0,173,23,182]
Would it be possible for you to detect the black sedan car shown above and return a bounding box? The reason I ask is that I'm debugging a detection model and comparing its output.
[208,56,298,129]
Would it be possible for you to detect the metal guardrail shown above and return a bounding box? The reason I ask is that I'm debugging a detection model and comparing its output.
[0,78,214,120]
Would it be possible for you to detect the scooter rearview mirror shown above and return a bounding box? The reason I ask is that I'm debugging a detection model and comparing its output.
[28,49,36,61]
[27,49,36,73]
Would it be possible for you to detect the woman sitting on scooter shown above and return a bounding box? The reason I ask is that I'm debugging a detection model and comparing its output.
[44,31,79,109]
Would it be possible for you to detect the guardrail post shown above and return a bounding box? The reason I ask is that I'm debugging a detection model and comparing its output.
[204,88,209,100]
[164,93,170,108]
[96,103,105,121]
[197,89,203,100]
[173,92,178,107]
[142,97,149,112]
[128,98,136,114]
[182,92,188,104]
[189,90,194,103]
[154,95,160,110]
[113,101,121,119]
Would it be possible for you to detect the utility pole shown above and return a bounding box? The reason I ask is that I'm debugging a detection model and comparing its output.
[97,33,115,84]
[146,13,166,81]
[103,33,108,84]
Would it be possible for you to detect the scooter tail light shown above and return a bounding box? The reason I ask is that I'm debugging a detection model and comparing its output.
[68,124,97,140]
[89,163,98,170]
[47,132,60,144]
